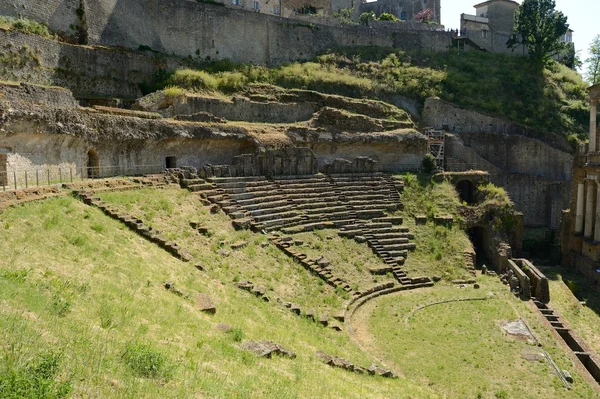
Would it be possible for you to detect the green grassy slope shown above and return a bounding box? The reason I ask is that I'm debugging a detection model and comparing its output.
[363,281,596,399]
[0,196,436,398]
[153,49,589,140]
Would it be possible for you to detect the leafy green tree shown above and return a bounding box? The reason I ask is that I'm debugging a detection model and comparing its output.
[507,0,569,66]
[359,11,376,26]
[585,35,600,85]
[378,13,398,22]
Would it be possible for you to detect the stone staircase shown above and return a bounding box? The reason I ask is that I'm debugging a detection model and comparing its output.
[180,172,429,287]
[181,173,401,233]
[338,217,418,286]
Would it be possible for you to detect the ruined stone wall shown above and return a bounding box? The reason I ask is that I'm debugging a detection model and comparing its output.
[288,129,427,172]
[422,98,572,153]
[0,30,182,98]
[0,0,81,38]
[166,96,318,123]
[2,0,453,66]
[424,98,573,228]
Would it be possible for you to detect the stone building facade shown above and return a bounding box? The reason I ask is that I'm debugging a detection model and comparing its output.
[460,0,526,54]
[560,84,600,283]
[360,0,441,24]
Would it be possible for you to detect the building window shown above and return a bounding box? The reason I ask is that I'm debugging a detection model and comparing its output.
[253,1,260,10]
[232,0,239,5]
[400,12,407,21]
[482,30,488,39]
[273,5,279,14]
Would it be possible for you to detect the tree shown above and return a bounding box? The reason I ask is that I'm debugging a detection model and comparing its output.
[507,0,569,66]
[415,8,433,23]
[359,11,376,26]
[585,35,600,85]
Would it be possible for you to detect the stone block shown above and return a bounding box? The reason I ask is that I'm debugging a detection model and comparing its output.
[195,293,216,314]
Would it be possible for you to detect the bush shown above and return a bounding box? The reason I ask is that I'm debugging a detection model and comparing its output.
[0,16,55,39]
[0,352,71,399]
[359,12,376,26]
[378,13,399,22]
[122,342,170,378]
[167,69,219,91]
[421,154,437,174]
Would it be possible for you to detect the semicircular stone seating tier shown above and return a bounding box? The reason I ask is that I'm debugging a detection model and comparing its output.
[181,172,430,288]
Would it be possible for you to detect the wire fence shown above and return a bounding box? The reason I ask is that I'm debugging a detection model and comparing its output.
[0,164,164,192]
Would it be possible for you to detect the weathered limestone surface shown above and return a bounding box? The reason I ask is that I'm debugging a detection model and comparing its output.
[0,31,182,99]
[5,0,453,65]
[424,98,573,228]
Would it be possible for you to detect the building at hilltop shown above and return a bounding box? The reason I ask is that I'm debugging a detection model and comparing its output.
[360,0,441,24]
[460,0,525,54]
[560,84,600,283]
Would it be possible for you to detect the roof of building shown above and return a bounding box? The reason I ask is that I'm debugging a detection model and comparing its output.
[473,0,519,9]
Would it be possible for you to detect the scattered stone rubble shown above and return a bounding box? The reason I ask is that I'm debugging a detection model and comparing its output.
[77,191,194,262]
[241,340,296,359]
[236,280,340,331]
[315,351,397,378]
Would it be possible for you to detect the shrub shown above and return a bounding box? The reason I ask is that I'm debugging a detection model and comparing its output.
[359,12,376,26]
[421,154,437,174]
[0,352,72,399]
[163,86,185,97]
[378,13,399,22]
[168,69,219,91]
[228,328,244,343]
[0,16,55,39]
[122,342,170,378]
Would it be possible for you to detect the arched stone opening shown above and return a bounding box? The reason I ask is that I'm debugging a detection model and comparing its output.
[468,226,489,267]
[166,156,177,169]
[456,179,474,205]
[87,149,99,178]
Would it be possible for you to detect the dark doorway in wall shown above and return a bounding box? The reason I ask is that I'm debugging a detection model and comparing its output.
[0,153,6,187]
[87,150,99,178]
[166,156,177,169]
[468,226,488,267]
[456,180,474,205]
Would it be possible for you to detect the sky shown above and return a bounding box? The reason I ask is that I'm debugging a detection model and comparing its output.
[440,0,600,76]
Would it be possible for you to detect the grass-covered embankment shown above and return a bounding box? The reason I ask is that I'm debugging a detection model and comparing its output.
[0,195,437,398]
[151,49,588,140]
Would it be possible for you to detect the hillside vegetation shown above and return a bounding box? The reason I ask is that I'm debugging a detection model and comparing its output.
[151,49,589,139]
[1,177,598,397]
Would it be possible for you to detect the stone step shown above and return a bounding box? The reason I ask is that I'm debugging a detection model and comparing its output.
[253,210,301,222]
[371,232,414,240]
[380,248,413,257]
[233,194,287,205]
[275,182,333,190]
[373,216,404,225]
[186,183,217,192]
[229,190,283,201]
[370,237,410,246]
[208,176,267,183]
[305,205,350,215]
[241,199,292,211]
[247,204,298,217]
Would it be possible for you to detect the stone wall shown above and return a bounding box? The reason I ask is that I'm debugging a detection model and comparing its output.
[506,259,532,298]
[0,30,182,98]
[0,82,79,109]
[159,95,318,124]
[288,129,427,172]
[0,0,81,38]
[423,98,573,228]
[2,0,454,66]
